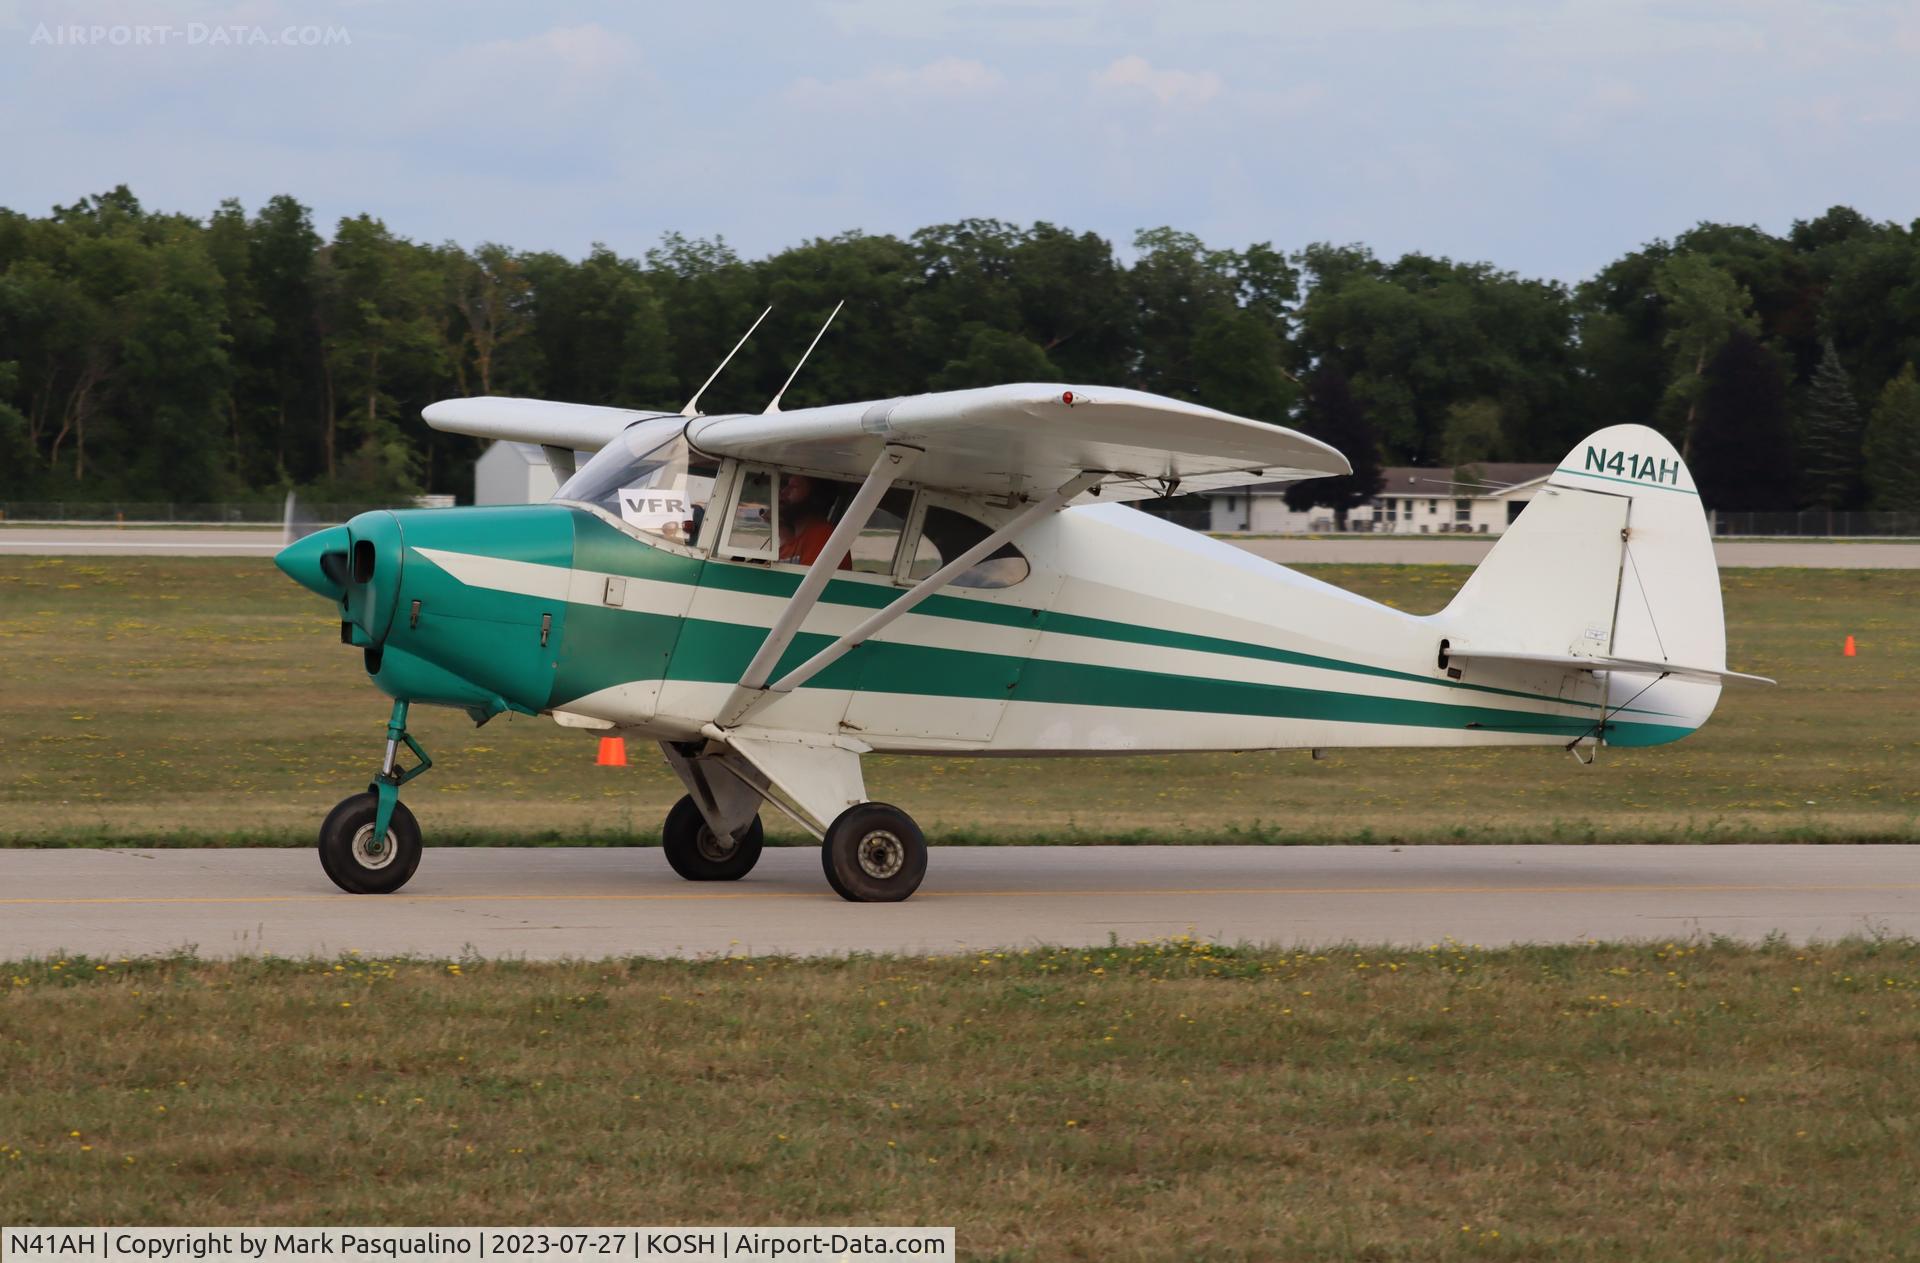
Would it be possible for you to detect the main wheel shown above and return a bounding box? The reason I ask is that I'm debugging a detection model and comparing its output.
[821,802,927,902]
[662,794,764,881]
[318,791,422,894]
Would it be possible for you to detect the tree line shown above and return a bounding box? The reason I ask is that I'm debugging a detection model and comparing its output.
[3,186,1918,513]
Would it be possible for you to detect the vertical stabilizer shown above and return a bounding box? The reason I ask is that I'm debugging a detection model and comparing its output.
[1437,423,1725,745]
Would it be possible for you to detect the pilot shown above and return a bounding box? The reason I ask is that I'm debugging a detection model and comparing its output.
[778,474,852,569]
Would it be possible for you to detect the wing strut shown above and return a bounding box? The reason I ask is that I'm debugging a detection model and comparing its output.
[716,443,922,727]
[722,470,1103,728]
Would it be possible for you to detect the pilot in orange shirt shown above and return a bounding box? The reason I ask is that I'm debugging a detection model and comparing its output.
[777,474,852,569]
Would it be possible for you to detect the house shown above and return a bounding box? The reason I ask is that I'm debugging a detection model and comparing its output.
[475,440,570,505]
[1206,463,1555,535]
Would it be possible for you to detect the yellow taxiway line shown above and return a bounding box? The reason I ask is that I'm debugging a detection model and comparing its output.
[4,882,1918,906]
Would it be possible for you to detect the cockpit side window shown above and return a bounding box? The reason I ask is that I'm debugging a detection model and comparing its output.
[907,505,1030,589]
[553,417,717,548]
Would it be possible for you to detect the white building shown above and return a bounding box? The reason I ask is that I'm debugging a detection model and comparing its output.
[475,441,569,505]
[1207,463,1554,535]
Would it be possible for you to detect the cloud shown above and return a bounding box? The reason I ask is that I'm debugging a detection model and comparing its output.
[432,23,641,96]
[820,0,1105,42]
[1093,55,1222,108]
[789,57,1006,105]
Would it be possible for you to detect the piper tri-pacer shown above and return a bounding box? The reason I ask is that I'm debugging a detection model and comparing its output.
[276,325,1769,901]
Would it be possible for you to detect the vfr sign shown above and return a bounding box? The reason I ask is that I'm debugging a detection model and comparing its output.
[618,483,691,538]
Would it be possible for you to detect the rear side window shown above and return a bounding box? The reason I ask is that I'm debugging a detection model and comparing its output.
[910,505,1030,589]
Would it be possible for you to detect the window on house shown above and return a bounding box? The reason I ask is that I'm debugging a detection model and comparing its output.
[1455,498,1472,525]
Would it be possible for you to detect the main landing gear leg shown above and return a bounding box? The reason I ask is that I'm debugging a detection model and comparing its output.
[318,700,432,894]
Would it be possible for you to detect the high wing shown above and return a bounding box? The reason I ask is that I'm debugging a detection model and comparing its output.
[686,383,1349,503]
[422,384,1350,505]
[422,397,671,452]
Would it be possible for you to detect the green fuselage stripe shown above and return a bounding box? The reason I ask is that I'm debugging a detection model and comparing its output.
[564,514,1675,719]
[551,610,1691,747]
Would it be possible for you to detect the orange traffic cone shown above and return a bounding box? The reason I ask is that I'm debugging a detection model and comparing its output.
[596,736,627,766]
[1843,635,1857,657]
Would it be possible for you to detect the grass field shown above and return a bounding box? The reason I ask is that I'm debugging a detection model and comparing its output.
[1,938,1915,1258]
[1,557,1914,846]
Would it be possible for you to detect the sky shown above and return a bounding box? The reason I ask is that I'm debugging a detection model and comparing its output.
[2,0,1917,283]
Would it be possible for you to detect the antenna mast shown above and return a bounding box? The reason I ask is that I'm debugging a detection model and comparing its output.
[764,300,845,414]
[680,305,773,417]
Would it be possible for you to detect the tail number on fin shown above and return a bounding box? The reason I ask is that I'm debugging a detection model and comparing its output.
[1583,445,1681,487]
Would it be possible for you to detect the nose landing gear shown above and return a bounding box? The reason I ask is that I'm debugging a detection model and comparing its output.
[319,700,431,894]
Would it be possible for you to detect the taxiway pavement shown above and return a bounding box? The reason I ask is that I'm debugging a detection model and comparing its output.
[0,528,285,555]
[1,844,1912,959]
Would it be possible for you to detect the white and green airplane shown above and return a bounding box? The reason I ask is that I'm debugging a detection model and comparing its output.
[277,358,1769,900]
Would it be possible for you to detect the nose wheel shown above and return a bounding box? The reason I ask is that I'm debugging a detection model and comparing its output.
[821,802,927,902]
[319,792,423,893]
[320,699,432,894]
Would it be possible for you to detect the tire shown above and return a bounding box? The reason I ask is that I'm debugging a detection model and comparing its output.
[318,791,422,894]
[821,802,927,902]
[662,795,764,881]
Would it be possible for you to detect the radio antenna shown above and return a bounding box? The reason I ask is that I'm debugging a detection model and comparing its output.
[764,300,845,414]
[681,305,772,417]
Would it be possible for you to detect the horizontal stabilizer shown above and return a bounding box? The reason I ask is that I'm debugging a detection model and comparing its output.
[1444,648,1775,687]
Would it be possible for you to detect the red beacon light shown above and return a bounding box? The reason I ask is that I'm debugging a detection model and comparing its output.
[1061,390,1075,405]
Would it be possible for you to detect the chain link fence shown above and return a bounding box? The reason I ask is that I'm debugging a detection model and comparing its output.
[1710,510,1920,537]
[0,498,453,525]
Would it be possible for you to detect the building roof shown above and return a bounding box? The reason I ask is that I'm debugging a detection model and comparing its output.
[1375,463,1554,497]
[1215,462,1555,500]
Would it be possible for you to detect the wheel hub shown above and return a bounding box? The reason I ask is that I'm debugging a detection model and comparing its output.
[350,823,398,870]
[856,829,905,880]
[696,827,739,863]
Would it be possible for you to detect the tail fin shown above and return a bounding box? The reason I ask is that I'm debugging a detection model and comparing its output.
[1437,424,1728,746]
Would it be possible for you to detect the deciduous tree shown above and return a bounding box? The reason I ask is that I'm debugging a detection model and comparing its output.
[1283,362,1381,529]
[1691,331,1796,512]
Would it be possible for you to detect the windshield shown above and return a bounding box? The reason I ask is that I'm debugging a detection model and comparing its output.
[553,416,716,547]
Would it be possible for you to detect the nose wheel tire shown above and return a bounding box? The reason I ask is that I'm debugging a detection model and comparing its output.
[318,792,422,894]
[662,794,764,881]
[822,802,927,902]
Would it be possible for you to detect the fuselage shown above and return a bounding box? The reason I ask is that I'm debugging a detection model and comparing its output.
[278,498,1699,756]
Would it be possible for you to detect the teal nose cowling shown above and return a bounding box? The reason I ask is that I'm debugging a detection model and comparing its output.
[339,511,406,645]
[272,504,579,724]
[275,525,352,602]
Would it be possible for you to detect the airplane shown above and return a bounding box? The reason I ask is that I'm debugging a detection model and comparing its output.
[274,318,1771,901]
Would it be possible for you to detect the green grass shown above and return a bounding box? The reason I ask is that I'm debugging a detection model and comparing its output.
[2,939,1916,1259]
[1,557,1915,846]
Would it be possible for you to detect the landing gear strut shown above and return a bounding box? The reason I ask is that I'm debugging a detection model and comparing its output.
[320,700,430,894]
